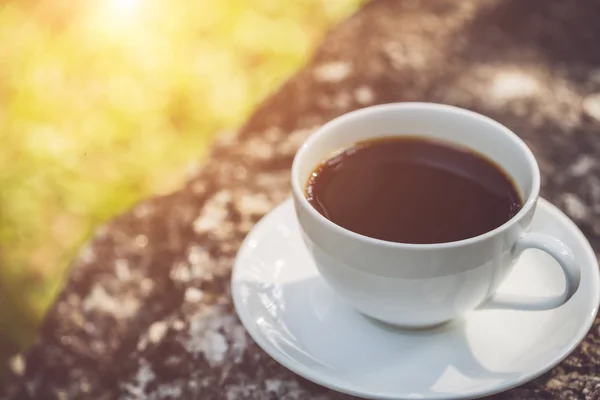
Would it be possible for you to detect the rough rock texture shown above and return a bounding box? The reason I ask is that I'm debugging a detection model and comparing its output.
[3,0,600,398]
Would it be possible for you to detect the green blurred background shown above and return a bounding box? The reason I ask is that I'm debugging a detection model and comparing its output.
[0,0,363,366]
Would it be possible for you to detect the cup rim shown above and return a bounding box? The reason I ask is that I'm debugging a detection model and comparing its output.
[290,102,541,250]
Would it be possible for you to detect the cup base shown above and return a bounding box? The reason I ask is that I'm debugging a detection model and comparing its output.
[360,312,456,331]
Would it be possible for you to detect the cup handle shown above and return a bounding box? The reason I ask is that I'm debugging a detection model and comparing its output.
[481,232,581,311]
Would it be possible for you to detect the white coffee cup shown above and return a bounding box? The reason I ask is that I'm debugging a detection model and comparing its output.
[291,102,581,328]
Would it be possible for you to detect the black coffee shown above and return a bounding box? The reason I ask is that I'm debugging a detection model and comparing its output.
[305,137,522,244]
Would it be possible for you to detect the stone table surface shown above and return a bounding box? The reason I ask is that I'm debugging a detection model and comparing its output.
[3,0,600,398]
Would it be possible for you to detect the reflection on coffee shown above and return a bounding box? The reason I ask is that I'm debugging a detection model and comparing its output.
[305,137,522,244]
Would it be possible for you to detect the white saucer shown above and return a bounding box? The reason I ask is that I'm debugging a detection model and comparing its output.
[232,198,600,400]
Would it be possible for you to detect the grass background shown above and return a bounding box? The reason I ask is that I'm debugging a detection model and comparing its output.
[0,0,363,367]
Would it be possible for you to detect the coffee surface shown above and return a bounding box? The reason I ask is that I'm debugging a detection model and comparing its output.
[305,137,522,244]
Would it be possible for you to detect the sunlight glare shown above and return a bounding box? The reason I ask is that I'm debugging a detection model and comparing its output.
[112,0,141,14]
[86,0,149,39]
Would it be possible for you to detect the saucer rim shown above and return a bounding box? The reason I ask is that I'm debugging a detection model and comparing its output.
[232,197,600,400]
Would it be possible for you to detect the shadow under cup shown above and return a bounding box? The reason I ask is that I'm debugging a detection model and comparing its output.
[291,103,541,328]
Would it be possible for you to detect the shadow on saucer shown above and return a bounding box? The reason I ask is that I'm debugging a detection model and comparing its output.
[237,275,522,397]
